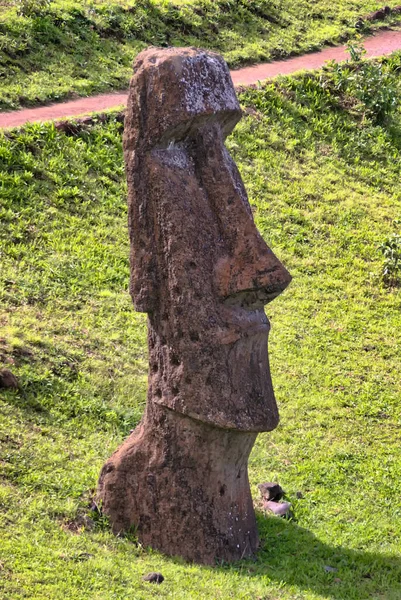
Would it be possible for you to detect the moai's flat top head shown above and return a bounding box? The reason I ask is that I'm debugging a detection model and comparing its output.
[125,47,241,149]
[124,47,291,432]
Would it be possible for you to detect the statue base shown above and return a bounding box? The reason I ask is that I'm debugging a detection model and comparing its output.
[97,404,259,564]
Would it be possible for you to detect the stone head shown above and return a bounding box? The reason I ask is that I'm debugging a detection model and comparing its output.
[124,47,291,432]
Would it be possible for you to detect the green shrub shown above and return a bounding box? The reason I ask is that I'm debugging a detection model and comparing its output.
[15,0,52,17]
[379,231,401,285]
[327,40,399,124]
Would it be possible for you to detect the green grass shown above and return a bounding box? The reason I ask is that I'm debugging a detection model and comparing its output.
[2,0,401,111]
[1,52,401,598]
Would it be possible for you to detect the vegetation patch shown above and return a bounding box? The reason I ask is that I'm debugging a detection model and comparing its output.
[379,231,401,285]
[2,0,401,110]
[1,51,401,599]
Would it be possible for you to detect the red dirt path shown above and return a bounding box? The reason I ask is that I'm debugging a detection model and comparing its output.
[1,28,401,129]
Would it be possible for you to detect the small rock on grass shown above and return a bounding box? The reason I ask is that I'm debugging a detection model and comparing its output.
[143,572,164,584]
[0,369,19,389]
[258,482,284,502]
[324,565,338,573]
[263,500,291,516]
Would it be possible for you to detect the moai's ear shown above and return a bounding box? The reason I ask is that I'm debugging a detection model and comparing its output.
[124,67,159,314]
[127,177,159,314]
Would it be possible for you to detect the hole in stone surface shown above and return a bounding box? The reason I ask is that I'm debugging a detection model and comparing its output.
[170,353,180,366]
[188,261,197,269]
[155,388,162,398]
[219,485,226,497]
[236,470,241,479]
[189,331,200,342]
[152,363,158,373]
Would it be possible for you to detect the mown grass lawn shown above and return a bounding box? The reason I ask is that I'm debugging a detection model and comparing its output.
[2,0,401,111]
[1,53,401,599]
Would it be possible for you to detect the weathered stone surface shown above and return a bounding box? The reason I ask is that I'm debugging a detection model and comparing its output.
[0,368,19,389]
[98,47,291,565]
[142,572,164,584]
[366,6,391,21]
[263,500,292,517]
[258,482,284,502]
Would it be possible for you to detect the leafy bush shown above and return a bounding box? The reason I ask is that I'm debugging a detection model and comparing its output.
[326,40,399,124]
[379,232,401,285]
[15,0,52,17]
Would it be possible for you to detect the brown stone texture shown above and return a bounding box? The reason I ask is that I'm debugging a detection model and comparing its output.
[0,368,19,389]
[366,6,391,21]
[98,47,291,565]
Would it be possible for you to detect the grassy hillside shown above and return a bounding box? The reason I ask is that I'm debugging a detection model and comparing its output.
[2,0,401,110]
[1,51,401,599]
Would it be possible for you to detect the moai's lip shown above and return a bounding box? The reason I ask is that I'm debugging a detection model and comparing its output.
[215,306,271,345]
[223,286,287,310]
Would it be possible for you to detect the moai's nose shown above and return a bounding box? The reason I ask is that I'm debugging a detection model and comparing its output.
[193,124,291,309]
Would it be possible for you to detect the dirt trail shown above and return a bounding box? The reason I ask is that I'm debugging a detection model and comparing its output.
[1,28,401,129]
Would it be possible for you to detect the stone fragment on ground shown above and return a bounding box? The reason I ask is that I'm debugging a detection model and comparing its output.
[263,500,292,516]
[142,572,164,584]
[258,482,284,501]
[366,5,391,21]
[0,368,19,389]
[258,481,292,516]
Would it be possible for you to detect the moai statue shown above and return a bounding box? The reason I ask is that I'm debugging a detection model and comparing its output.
[97,47,291,565]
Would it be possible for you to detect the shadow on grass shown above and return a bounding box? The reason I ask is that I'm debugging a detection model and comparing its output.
[220,515,401,599]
